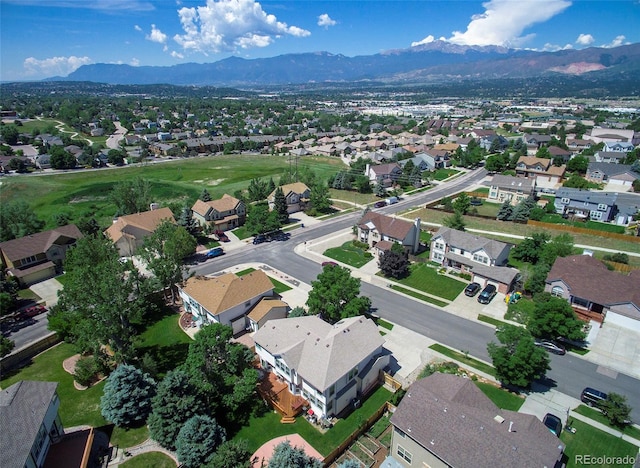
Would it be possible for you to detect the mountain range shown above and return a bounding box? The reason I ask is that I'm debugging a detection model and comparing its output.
[51,41,640,88]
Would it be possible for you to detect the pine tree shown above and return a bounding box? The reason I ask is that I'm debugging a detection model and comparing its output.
[374,182,386,197]
[100,364,156,428]
[273,186,289,224]
[176,415,226,468]
[200,188,212,202]
[496,200,514,221]
[267,441,322,468]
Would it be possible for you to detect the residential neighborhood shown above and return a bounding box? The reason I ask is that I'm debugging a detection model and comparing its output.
[1,89,640,468]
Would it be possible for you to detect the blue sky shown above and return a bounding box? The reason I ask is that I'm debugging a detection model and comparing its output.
[1,0,639,82]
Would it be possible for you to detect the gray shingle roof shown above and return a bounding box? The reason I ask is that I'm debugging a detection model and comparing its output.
[490,174,535,192]
[588,162,639,179]
[433,227,510,261]
[390,374,564,468]
[253,316,384,391]
[0,381,59,468]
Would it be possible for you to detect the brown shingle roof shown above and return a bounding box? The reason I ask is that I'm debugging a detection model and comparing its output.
[247,298,288,322]
[180,271,274,315]
[192,194,241,216]
[0,224,83,262]
[104,207,174,243]
[390,374,564,468]
[546,255,640,310]
[358,212,414,242]
[269,182,310,199]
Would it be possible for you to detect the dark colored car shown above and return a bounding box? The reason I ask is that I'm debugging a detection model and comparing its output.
[253,234,269,245]
[270,230,290,241]
[534,339,566,355]
[206,247,224,258]
[543,413,562,437]
[374,201,387,208]
[581,387,608,407]
[464,282,481,297]
[214,230,229,242]
[477,284,497,304]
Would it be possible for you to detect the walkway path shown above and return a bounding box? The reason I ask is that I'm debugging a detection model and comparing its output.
[108,438,179,466]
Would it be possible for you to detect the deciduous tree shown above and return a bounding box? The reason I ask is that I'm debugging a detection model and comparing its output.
[205,440,252,468]
[379,243,410,279]
[100,364,156,428]
[600,393,632,427]
[110,177,152,215]
[0,200,45,242]
[487,325,550,388]
[528,293,586,341]
[306,265,371,323]
[309,182,332,214]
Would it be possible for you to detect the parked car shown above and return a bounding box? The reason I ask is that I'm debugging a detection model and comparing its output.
[268,230,290,241]
[374,200,387,208]
[464,282,481,297]
[477,284,497,304]
[543,413,562,437]
[214,230,229,242]
[534,339,566,355]
[580,387,608,408]
[206,247,224,258]
[253,234,269,245]
[19,304,47,319]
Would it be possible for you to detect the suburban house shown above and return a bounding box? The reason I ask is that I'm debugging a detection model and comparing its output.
[398,153,433,172]
[515,156,566,188]
[247,297,289,332]
[603,141,635,153]
[586,163,639,187]
[593,151,627,164]
[365,163,403,187]
[357,212,421,257]
[0,225,83,286]
[430,227,519,294]
[268,182,311,214]
[422,149,451,170]
[104,207,175,257]
[253,315,390,419]
[553,188,640,224]
[191,194,246,231]
[488,175,536,205]
[179,270,274,335]
[545,254,640,330]
[0,381,64,468]
[389,373,565,468]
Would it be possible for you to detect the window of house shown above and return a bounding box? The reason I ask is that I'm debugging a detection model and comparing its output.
[590,211,602,220]
[348,367,358,381]
[434,242,444,250]
[396,445,412,464]
[551,286,564,297]
[433,253,443,261]
[561,198,569,204]
[597,203,607,211]
[396,429,406,438]
[329,384,335,397]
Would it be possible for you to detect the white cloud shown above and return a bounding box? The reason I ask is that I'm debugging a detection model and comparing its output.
[130,58,140,66]
[171,50,185,59]
[575,33,594,46]
[445,0,571,47]
[173,0,310,54]
[541,42,573,52]
[317,13,336,28]
[23,55,92,77]
[134,24,142,32]
[146,24,167,44]
[602,35,628,48]
[411,35,435,47]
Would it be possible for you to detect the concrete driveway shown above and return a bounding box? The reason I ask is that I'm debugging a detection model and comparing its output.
[29,277,63,307]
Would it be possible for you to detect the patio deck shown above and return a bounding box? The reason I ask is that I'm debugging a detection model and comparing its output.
[258,371,308,422]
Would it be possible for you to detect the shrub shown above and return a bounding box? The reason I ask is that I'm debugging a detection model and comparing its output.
[74,356,99,387]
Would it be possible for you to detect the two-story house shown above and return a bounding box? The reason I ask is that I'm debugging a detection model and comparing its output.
[586,163,639,187]
[430,227,518,294]
[0,381,64,468]
[104,207,175,257]
[268,182,311,214]
[487,175,536,206]
[357,212,421,258]
[0,225,83,286]
[365,163,403,187]
[545,254,640,330]
[178,270,274,335]
[253,315,390,419]
[389,373,564,468]
[191,194,246,231]
[553,187,616,222]
[515,156,566,188]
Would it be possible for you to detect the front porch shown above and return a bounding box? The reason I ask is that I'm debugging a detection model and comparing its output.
[258,371,308,423]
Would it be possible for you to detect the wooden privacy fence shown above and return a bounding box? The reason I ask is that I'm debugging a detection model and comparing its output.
[383,372,403,392]
[527,220,640,243]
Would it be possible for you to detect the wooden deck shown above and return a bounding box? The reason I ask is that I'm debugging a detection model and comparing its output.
[258,371,308,422]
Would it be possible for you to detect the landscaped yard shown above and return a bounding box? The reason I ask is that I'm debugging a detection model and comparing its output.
[323,241,374,268]
[395,263,467,301]
[328,189,379,206]
[561,418,638,468]
[136,311,193,376]
[120,452,177,468]
[573,405,640,440]
[431,168,460,181]
[429,344,496,377]
[232,386,391,456]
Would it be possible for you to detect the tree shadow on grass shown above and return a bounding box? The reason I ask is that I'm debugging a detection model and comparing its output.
[139,294,180,329]
[136,342,190,378]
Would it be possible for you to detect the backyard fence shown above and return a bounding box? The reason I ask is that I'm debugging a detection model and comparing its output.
[526,220,640,242]
[383,372,403,392]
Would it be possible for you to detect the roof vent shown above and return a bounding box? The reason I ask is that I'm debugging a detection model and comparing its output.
[494,415,505,424]
[430,439,435,445]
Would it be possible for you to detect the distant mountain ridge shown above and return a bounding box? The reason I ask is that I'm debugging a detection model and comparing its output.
[52,41,640,87]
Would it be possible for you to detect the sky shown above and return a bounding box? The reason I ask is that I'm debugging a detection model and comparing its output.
[1,0,639,82]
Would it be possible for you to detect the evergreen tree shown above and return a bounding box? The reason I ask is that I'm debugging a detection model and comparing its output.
[200,188,212,202]
[273,186,289,224]
[496,200,514,221]
[267,441,322,468]
[310,182,332,214]
[453,193,471,215]
[374,182,386,197]
[100,364,156,428]
[443,210,466,231]
[267,177,276,194]
[148,370,207,450]
[177,203,199,235]
[176,415,226,468]
[332,171,345,190]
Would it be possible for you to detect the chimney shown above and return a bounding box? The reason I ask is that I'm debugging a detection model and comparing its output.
[150,202,159,211]
[509,421,514,432]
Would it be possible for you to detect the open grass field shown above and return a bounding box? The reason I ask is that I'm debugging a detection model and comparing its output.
[396,263,467,301]
[232,386,391,456]
[1,154,344,230]
[561,419,638,468]
[410,208,640,254]
[431,168,461,181]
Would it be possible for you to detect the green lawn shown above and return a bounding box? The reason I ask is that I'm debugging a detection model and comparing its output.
[2,154,343,231]
[120,452,177,468]
[232,386,391,456]
[390,285,448,307]
[107,425,150,448]
[477,314,512,329]
[573,405,640,440]
[328,189,379,206]
[17,288,42,301]
[324,241,374,268]
[561,419,638,468]
[429,343,496,377]
[235,267,292,294]
[395,263,466,301]
[431,169,460,181]
[231,226,252,240]
[136,313,193,377]
[474,381,524,411]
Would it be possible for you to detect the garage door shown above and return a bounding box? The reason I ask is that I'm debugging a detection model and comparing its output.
[231,315,247,335]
